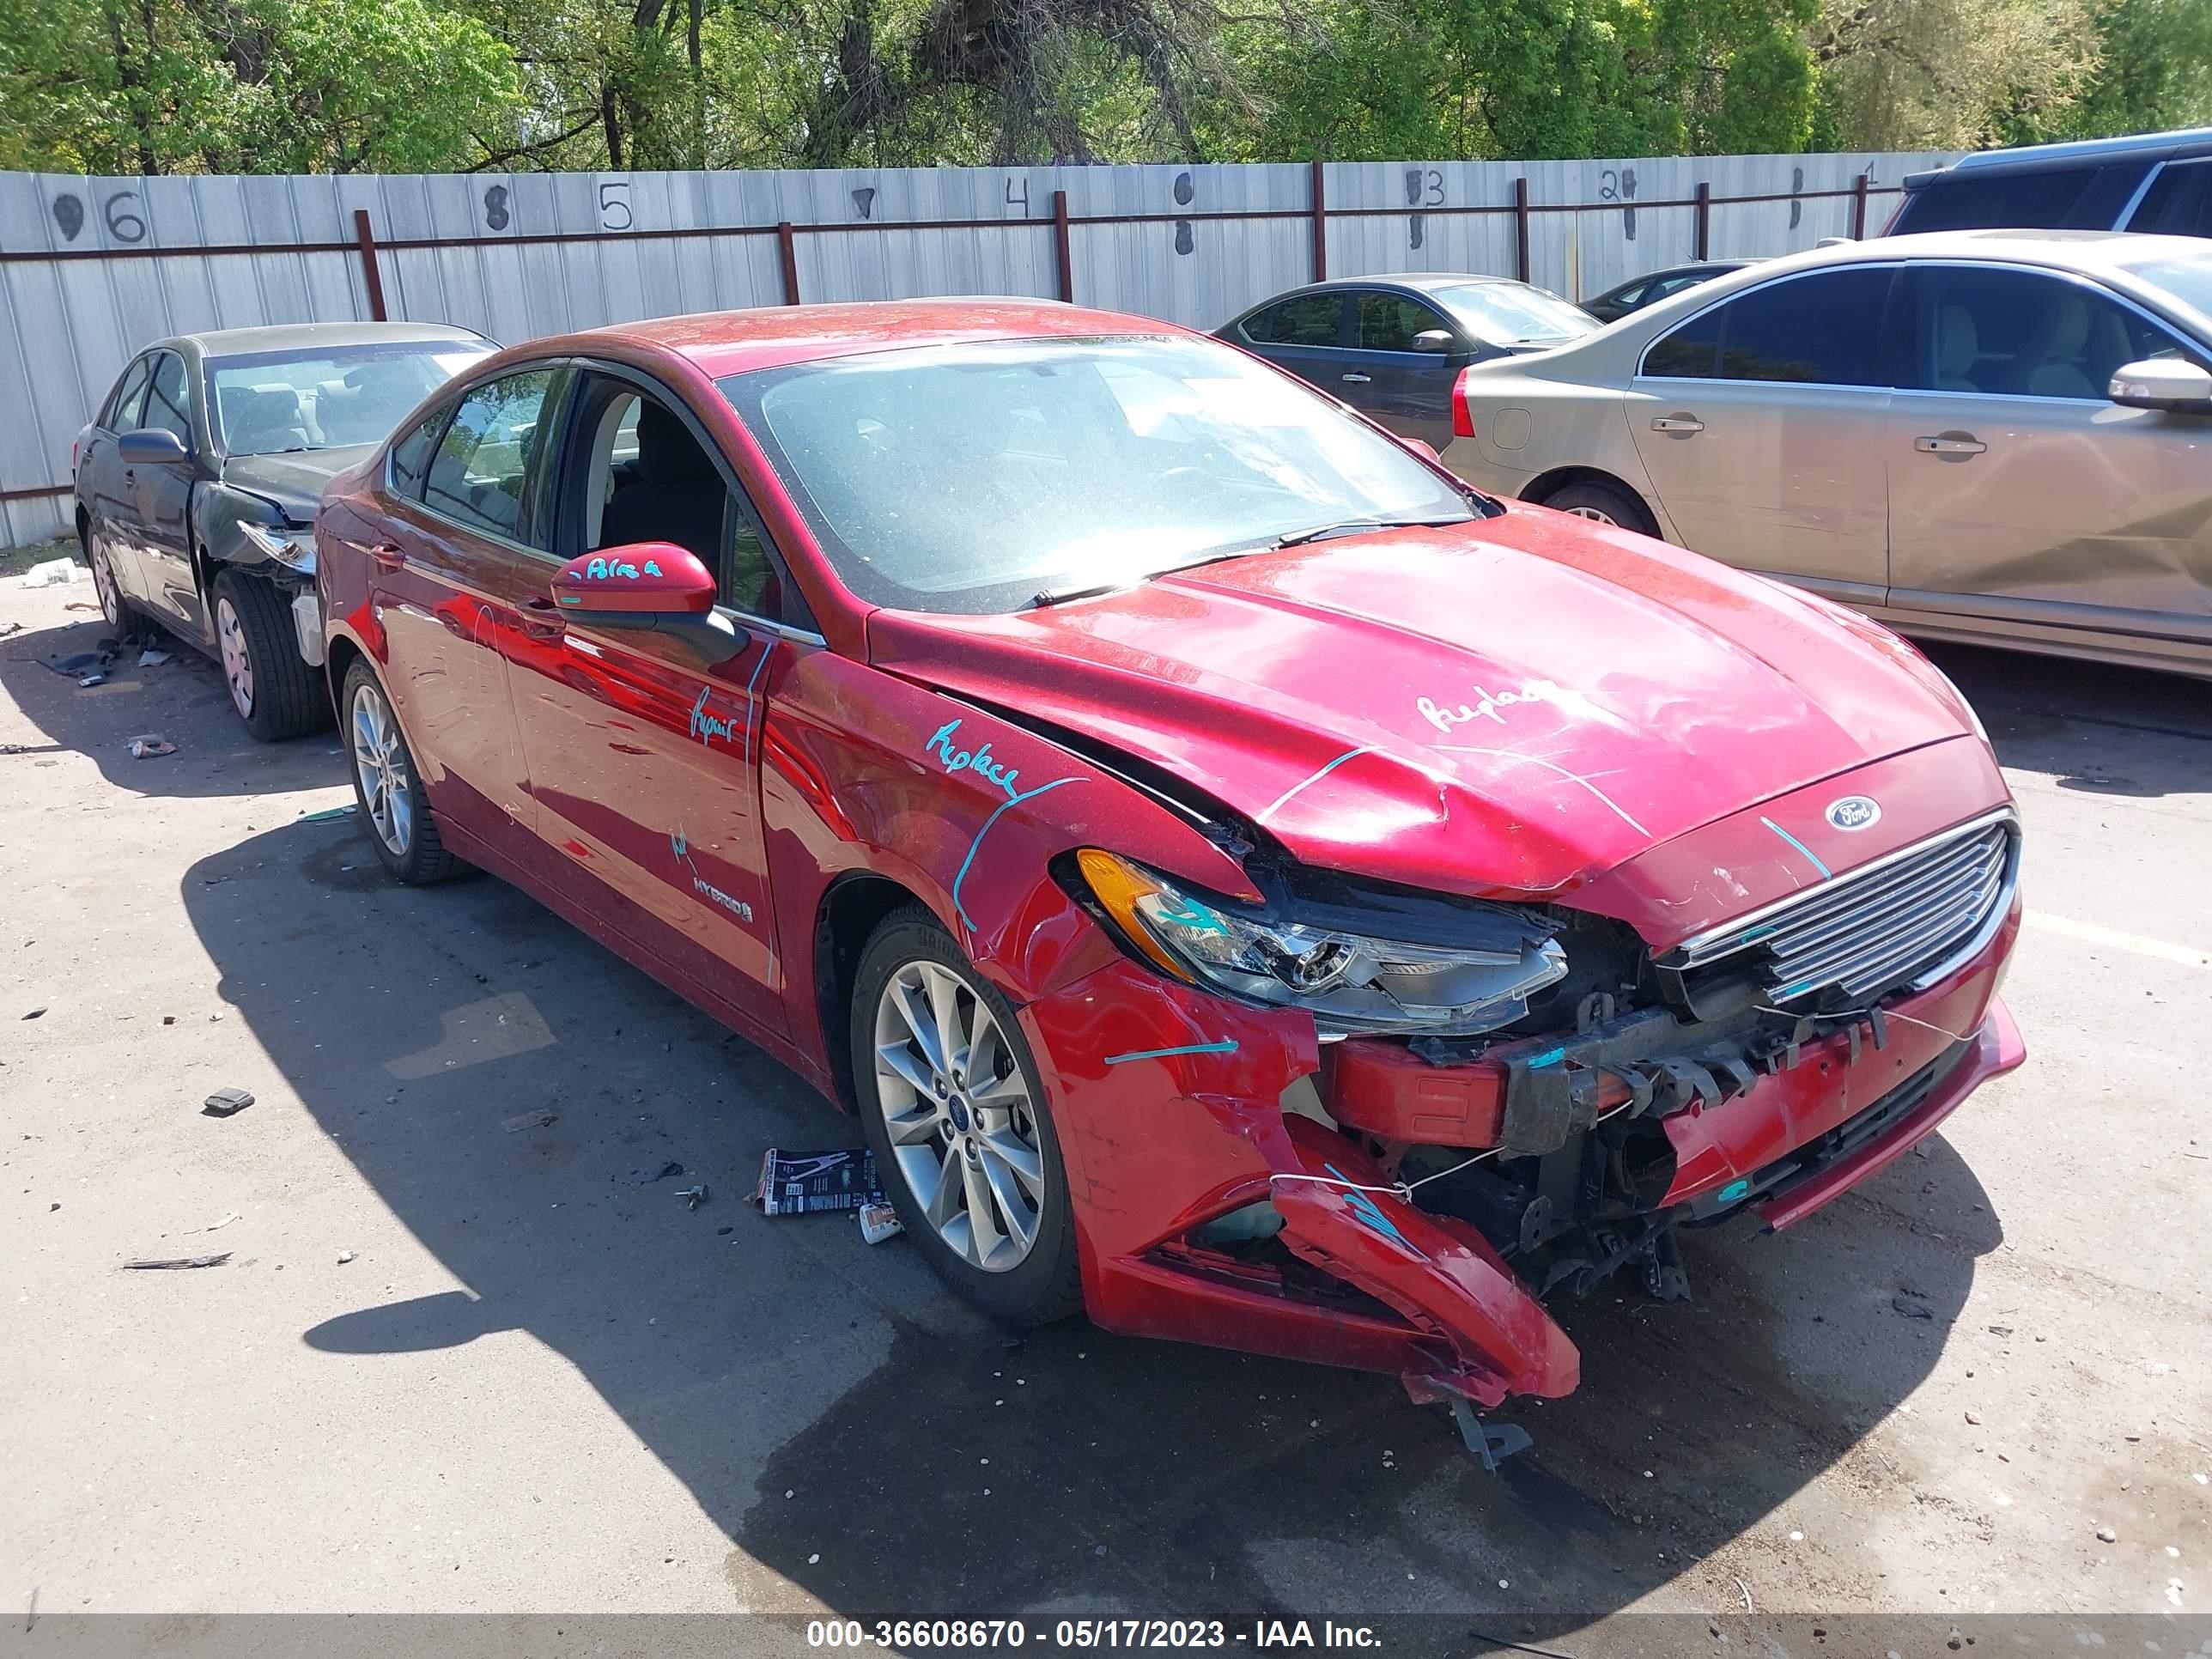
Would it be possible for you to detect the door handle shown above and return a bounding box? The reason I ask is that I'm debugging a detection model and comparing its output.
[1650,416,1705,434]
[519,595,566,639]
[1914,434,1987,456]
[368,541,406,571]
[1341,373,1372,385]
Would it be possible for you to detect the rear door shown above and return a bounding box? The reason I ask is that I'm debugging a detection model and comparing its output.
[1885,261,2212,648]
[501,362,798,1036]
[131,349,208,637]
[2124,156,2212,237]
[368,365,554,848]
[1230,293,1353,400]
[1626,265,1897,609]
[1347,289,1466,447]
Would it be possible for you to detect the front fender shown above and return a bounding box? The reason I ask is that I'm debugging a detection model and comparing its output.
[761,646,1259,1015]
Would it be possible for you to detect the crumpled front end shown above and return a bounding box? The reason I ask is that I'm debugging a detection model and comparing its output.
[1024,740,2026,1409]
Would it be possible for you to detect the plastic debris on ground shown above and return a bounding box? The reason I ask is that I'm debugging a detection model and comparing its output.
[22,1006,46,1020]
[123,1253,231,1270]
[753,1147,881,1215]
[295,804,357,823]
[0,620,21,638]
[137,647,172,666]
[201,1086,254,1117]
[859,1200,903,1245]
[45,645,118,678]
[19,557,83,588]
[502,1108,557,1133]
[126,734,177,758]
[675,1183,708,1210]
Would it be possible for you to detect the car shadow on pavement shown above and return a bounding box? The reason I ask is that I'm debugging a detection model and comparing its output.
[186,819,1997,1632]
[1927,641,2212,799]
[0,615,336,796]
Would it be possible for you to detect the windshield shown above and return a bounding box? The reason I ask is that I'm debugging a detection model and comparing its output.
[2122,258,2212,337]
[1431,283,1595,345]
[720,335,1476,615]
[210,342,493,456]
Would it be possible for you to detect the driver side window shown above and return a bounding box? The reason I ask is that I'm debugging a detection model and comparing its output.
[569,374,791,621]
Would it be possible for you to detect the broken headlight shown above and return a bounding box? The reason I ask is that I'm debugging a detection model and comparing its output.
[1074,848,1566,1036]
[237,520,317,575]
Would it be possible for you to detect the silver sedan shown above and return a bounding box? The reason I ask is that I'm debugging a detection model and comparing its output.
[1445,230,2212,679]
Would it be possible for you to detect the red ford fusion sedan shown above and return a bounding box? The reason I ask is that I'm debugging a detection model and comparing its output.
[314,299,2023,1426]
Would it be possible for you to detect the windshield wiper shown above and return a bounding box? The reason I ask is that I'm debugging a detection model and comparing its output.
[1273,515,1472,549]
[1030,578,1133,609]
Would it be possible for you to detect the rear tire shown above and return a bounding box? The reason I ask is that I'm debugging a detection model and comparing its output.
[213,568,325,741]
[341,658,464,885]
[850,906,1083,1328]
[1540,477,1659,537]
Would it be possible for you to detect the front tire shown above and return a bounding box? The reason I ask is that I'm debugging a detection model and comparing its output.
[1540,477,1660,537]
[83,520,131,633]
[851,907,1082,1327]
[342,658,463,885]
[213,568,324,741]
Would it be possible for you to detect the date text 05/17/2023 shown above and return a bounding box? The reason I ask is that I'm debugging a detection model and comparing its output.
[804,1619,1384,1649]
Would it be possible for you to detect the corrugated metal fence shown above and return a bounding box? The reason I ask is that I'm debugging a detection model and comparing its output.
[0,150,1947,547]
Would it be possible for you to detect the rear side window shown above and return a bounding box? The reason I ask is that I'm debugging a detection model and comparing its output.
[1643,269,1893,386]
[424,369,556,544]
[2127,159,2212,237]
[1241,295,1345,347]
[1891,163,2140,234]
[103,357,153,430]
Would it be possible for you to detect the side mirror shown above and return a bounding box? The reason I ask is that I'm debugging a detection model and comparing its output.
[1403,438,1442,462]
[2108,357,2212,413]
[550,543,744,663]
[1412,330,1456,354]
[118,428,190,465]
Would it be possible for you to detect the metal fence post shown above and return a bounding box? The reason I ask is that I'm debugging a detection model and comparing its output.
[351,210,387,322]
[1852,173,1870,239]
[1694,182,1711,260]
[776,222,800,305]
[1053,190,1074,303]
[1310,160,1328,282]
[1514,177,1531,283]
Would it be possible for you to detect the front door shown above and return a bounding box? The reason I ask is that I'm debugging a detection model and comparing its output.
[368,367,551,847]
[1627,265,1897,609]
[501,367,793,1039]
[1348,289,1467,448]
[83,355,154,604]
[1885,261,2212,647]
[131,350,206,636]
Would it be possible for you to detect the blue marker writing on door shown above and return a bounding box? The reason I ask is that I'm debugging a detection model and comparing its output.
[690,687,738,746]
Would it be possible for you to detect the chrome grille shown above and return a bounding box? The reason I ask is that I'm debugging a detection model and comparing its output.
[1663,811,2018,1006]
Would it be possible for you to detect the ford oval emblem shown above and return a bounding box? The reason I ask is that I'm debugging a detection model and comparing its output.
[1825,795,1881,831]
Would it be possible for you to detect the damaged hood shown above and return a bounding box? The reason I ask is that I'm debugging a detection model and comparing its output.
[867,506,1974,899]
[221,446,376,524]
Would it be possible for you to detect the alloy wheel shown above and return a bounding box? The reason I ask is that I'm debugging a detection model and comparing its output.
[872,959,1046,1273]
[1561,504,1618,526]
[88,533,124,629]
[216,595,254,718]
[349,679,414,857]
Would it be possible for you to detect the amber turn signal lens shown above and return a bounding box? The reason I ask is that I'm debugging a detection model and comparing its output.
[1074,848,1195,983]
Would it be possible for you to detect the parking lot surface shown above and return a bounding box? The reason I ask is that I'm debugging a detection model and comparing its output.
[3,563,2208,1644]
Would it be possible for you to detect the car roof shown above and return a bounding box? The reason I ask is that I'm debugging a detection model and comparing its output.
[1937,125,2212,175]
[557,297,1194,378]
[1755,228,2212,277]
[167,321,494,358]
